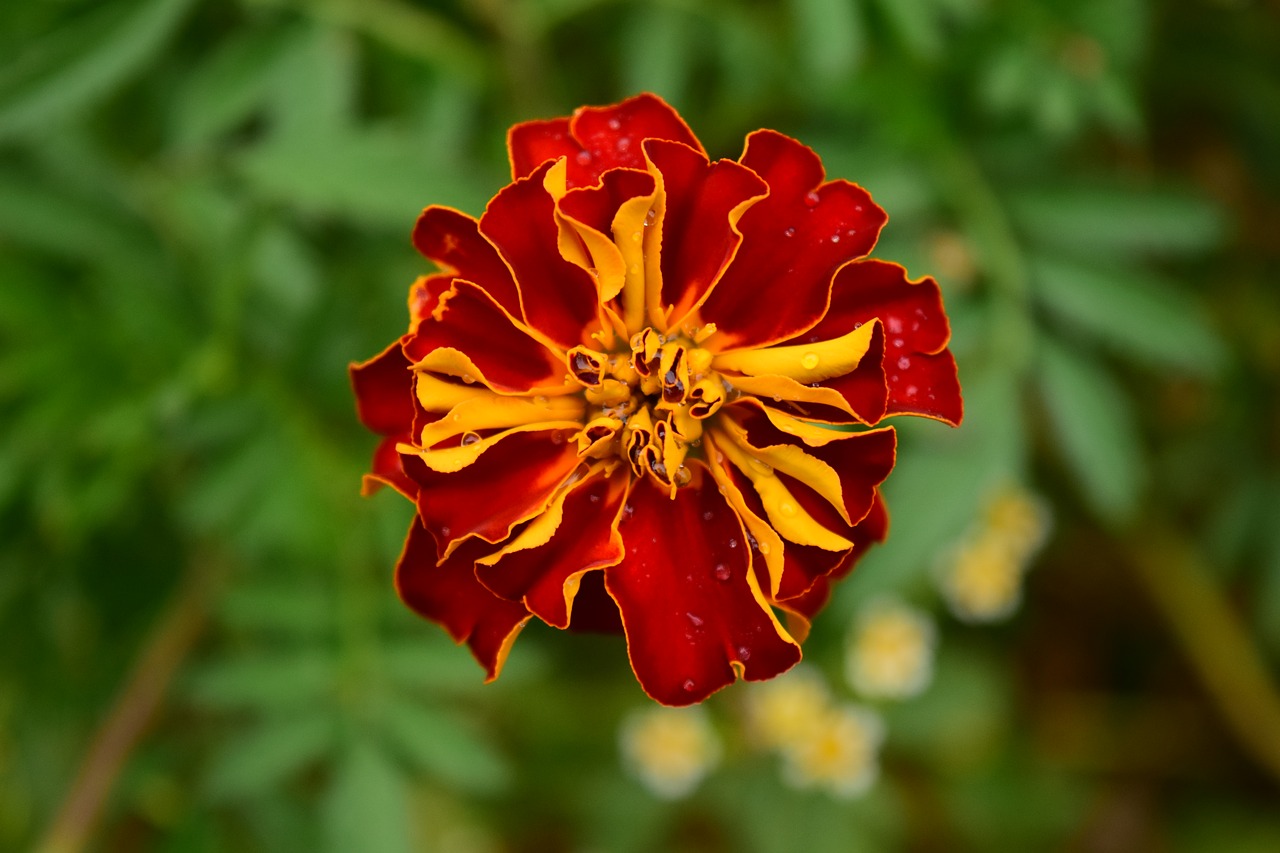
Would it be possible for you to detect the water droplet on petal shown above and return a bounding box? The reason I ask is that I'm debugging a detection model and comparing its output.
[758,541,771,555]
[440,525,451,537]
[784,226,796,237]
[575,150,592,166]
[534,395,549,405]
[897,356,911,371]
[608,117,622,131]
[631,231,641,243]
[714,563,731,581]
[781,501,797,516]
[830,233,841,244]
[460,431,481,446]
[801,352,819,369]
[683,679,696,692]
[804,191,820,208]
[461,374,476,384]
[644,208,657,226]
[703,510,714,521]
[887,316,904,334]
[728,538,739,549]
[615,136,631,152]
[904,384,919,398]
[737,646,751,662]
[687,612,704,628]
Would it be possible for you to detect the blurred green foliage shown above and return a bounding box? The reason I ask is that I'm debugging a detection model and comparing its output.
[2,0,1278,851]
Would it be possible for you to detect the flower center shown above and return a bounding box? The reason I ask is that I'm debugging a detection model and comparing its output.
[565,325,727,493]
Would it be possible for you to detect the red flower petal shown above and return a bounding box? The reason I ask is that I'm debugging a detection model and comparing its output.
[508,94,703,189]
[817,260,962,424]
[402,428,582,557]
[479,161,600,349]
[396,518,531,680]
[605,466,801,705]
[405,281,567,393]
[699,130,887,349]
[644,139,769,327]
[475,470,628,629]
[361,432,416,498]
[350,339,415,436]
[413,207,521,318]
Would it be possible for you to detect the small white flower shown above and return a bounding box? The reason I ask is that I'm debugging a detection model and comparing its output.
[779,703,885,799]
[846,598,936,700]
[619,706,720,799]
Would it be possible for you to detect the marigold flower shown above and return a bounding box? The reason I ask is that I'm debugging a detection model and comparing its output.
[845,597,936,700]
[619,706,721,799]
[351,94,962,705]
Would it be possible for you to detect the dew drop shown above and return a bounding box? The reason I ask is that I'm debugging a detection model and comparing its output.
[728,538,739,549]
[461,374,476,384]
[714,563,731,581]
[460,431,481,446]
[703,510,714,521]
[534,395,549,405]
[780,501,797,516]
[750,458,773,474]
[645,209,657,225]
[855,204,864,213]
[904,384,919,398]
[589,492,601,503]
[608,117,622,131]
[615,136,631,152]
[830,233,841,244]
[737,646,752,662]
[801,352,819,370]
[551,431,566,445]
[687,612,705,628]
[784,226,796,237]
[673,466,692,487]
[631,231,642,243]
[892,337,905,349]
[758,541,771,555]
[887,316,904,334]
[897,356,911,370]
[683,679,696,693]
[629,264,641,275]
[575,150,592,166]
[440,525,451,537]
[804,191,820,208]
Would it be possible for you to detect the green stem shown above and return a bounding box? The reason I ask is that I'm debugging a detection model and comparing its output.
[34,553,224,853]
[1124,521,1280,784]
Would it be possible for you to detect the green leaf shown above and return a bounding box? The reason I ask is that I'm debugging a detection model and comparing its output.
[381,638,491,692]
[322,738,411,853]
[218,583,331,638]
[186,651,335,710]
[170,23,295,148]
[235,126,489,228]
[789,0,865,85]
[1030,254,1227,374]
[203,711,336,801]
[872,0,941,58]
[1036,337,1145,522]
[621,5,697,106]
[378,697,511,793]
[0,0,197,140]
[266,25,358,140]
[250,221,322,319]
[1008,186,1227,258]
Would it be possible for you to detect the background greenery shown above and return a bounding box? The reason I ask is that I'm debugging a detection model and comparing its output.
[2,0,1278,850]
